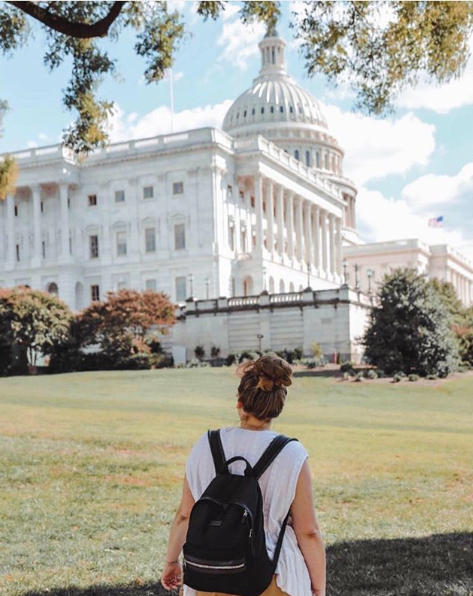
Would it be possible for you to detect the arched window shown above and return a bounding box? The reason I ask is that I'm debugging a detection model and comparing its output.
[261,107,265,114]
[279,279,285,293]
[270,106,274,113]
[294,150,300,161]
[305,151,311,167]
[289,282,295,292]
[47,282,58,295]
[280,106,284,113]
[269,276,275,294]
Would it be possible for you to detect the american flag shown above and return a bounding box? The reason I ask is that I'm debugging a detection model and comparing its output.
[428,216,444,228]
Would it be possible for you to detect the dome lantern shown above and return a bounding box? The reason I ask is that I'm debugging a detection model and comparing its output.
[257,29,287,79]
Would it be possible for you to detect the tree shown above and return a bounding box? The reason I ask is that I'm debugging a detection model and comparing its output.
[0,286,72,370]
[363,268,459,377]
[1,1,473,197]
[79,289,176,358]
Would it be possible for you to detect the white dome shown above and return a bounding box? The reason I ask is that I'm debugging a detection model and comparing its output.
[222,31,328,136]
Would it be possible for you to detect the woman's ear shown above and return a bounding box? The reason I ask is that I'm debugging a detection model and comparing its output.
[236,400,243,409]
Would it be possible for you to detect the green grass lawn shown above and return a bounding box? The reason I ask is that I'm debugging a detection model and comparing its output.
[1,368,472,596]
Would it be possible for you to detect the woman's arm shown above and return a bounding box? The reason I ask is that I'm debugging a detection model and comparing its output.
[291,459,326,596]
[161,476,195,590]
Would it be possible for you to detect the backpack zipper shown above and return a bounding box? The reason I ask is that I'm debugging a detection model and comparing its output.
[185,560,246,571]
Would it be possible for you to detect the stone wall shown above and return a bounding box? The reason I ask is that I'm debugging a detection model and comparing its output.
[165,286,371,363]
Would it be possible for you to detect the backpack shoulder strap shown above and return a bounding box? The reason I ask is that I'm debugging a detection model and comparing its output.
[252,434,298,479]
[207,429,228,475]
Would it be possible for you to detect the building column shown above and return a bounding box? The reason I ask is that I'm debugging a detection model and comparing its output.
[304,202,313,265]
[245,189,252,253]
[254,174,264,253]
[31,185,42,267]
[295,196,304,262]
[321,210,328,274]
[287,192,295,260]
[58,183,70,262]
[329,213,335,274]
[5,194,15,269]
[276,185,284,257]
[313,206,320,270]
[100,182,112,266]
[266,180,275,257]
[129,177,140,260]
[336,216,342,276]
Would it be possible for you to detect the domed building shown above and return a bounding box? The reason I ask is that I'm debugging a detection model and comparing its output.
[1,30,471,361]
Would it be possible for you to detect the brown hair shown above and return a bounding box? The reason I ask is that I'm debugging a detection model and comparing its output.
[236,355,293,421]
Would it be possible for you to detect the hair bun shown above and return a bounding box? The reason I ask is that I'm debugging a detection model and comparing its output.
[256,375,275,392]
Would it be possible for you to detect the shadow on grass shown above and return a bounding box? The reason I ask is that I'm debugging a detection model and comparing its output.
[21,532,473,596]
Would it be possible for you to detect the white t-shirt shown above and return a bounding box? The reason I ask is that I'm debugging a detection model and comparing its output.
[184,426,312,596]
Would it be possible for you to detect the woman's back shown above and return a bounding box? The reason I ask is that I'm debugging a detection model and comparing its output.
[185,427,312,596]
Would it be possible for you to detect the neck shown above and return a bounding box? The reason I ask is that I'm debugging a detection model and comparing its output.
[239,416,272,431]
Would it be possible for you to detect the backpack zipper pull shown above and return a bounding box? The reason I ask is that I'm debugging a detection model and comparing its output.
[241,510,248,523]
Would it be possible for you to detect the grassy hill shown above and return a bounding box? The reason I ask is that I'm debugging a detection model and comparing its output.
[1,368,472,596]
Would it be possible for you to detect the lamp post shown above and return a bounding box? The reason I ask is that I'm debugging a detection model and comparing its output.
[205,276,210,299]
[257,334,264,352]
[306,261,311,289]
[354,263,360,290]
[188,272,194,298]
[262,266,267,293]
[367,269,374,294]
[342,259,348,286]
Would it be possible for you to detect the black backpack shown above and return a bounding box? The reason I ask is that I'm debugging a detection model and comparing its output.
[183,429,298,596]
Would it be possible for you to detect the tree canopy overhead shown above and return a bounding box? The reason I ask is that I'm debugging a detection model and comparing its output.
[1,0,473,197]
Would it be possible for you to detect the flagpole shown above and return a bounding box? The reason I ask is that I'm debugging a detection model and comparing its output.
[169,68,174,134]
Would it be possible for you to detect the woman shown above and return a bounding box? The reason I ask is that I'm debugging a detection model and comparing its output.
[161,355,326,596]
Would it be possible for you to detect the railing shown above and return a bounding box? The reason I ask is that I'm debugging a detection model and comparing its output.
[270,292,303,304]
[228,295,260,307]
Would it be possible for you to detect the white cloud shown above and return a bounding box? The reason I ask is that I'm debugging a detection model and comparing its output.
[402,163,473,209]
[222,3,241,21]
[324,105,436,185]
[357,187,473,260]
[217,18,265,71]
[38,132,48,141]
[26,140,38,149]
[108,100,233,142]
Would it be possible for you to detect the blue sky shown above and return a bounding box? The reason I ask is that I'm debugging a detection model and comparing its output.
[1,1,473,260]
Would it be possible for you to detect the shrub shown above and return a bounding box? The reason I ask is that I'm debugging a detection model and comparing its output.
[239,351,259,363]
[194,345,205,360]
[340,361,354,373]
[392,373,403,383]
[151,353,174,368]
[363,268,459,377]
[301,358,317,369]
[187,359,210,368]
[364,369,378,380]
[210,346,221,358]
[147,339,163,354]
[354,372,364,382]
[408,374,420,382]
[342,371,350,381]
[426,373,439,380]
[376,369,386,378]
[294,347,303,360]
[225,353,239,366]
[117,353,152,370]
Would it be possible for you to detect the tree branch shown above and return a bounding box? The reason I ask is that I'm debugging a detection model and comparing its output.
[6,1,126,39]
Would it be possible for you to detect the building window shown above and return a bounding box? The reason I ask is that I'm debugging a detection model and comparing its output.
[175,276,186,302]
[251,196,255,208]
[173,181,184,195]
[143,186,154,199]
[316,151,320,168]
[116,231,127,256]
[270,106,274,113]
[14,205,18,217]
[117,281,127,290]
[115,190,125,203]
[41,201,44,213]
[325,153,329,169]
[241,229,247,251]
[88,194,97,206]
[227,185,233,197]
[174,223,186,250]
[145,279,157,291]
[280,106,284,113]
[306,151,311,167]
[289,106,294,113]
[16,244,20,262]
[69,236,72,255]
[42,241,46,259]
[228,224,235,251]
[89,234,99,259]
[91,284,100,301]
[243,110,247,117]
[261,107,265,114]
[295,150,300,161]
[145,227,156,253]
[252,108,255,115]
[239,190,245,201]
